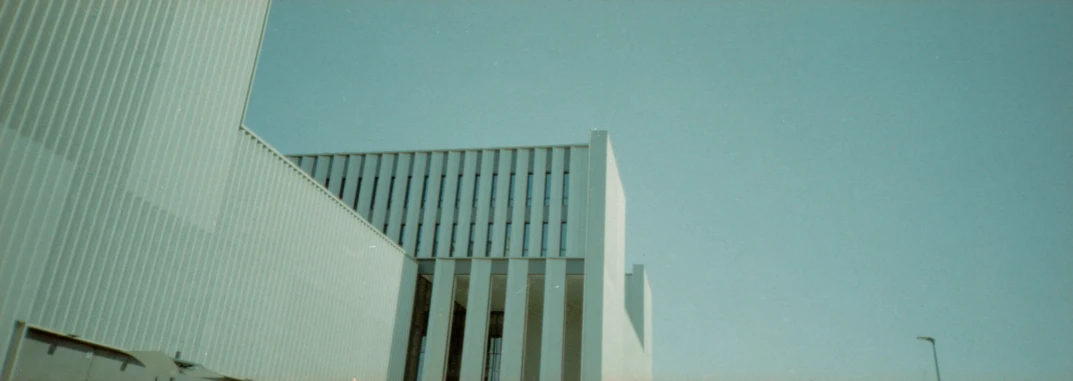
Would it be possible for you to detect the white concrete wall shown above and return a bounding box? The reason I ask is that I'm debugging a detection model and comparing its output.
[579,131,653,381]
[0,1,416,380]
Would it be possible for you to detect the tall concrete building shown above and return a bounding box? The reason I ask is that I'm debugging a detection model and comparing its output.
[288,133,653,381]
[1,1,652,380]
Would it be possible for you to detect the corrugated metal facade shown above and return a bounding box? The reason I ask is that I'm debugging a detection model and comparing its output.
[289,146,591,260]
[0,1,416,380]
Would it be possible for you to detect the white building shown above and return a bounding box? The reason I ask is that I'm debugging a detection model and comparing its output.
[0,1,652,380]
[289,131,653,381]
[0,1,412,380]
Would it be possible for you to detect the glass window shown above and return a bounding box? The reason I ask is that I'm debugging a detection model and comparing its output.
[370,177,379,210]
[403,176,412,208]
[526,173,533,207]
[508,174,516,207]
[522,223,530,257]
[541,222,548,257]
[354,178,363,208]
[490,174,498,206]
[544,172,551,206]
[504,223,512,254]
[438,175,446,208]
[486,223,493,255]
[450,224,458,254]
[484,312,505,381]
[562,173,569,206]
[415,224,423,253]
[398,225,405,245]
[468,223,475,257]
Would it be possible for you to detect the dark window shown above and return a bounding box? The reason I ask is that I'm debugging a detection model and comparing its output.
[522,223,530,257]
[399,225,405,245]
[486,224,493,256]
[541,222,548,257]
[562,173,570,206]
[484,312,505,381]
[468,223,476,257]
[450,224,458,254]
[491,174,498,206]
[455,175,463,204]
[438,175,446,208]
[416,224,423,253]
[354,178,363,208]
[508,174,516,207]
[404,176,413,208]
[504,223,512,254]
[526,173,533,207]
[544,172,551,205]
[370,177,380,210]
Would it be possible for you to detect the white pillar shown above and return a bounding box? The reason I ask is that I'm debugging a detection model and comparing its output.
[539,260,567,381]
[421,260,457,381]
[499,259,530,381]
[459,259,492,380]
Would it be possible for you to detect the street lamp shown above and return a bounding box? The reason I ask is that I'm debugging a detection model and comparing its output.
[917,336,942,381]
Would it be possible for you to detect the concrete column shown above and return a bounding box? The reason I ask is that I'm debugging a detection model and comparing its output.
[499,259,530,381]
[459,260,493,380]
[581,131,610,381]
[539,260,567,381]
[421,260,457,381]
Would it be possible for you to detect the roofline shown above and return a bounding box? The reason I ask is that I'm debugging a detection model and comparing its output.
[284,143,590,158]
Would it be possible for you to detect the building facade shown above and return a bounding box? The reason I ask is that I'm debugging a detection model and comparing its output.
[1,1,652,380]
[288,132,653,381]
[0,1,414,380]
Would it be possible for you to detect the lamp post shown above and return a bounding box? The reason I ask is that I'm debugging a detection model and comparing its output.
[916,336,941,381]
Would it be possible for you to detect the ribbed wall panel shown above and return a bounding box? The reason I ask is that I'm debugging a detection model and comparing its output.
[386,153,411,244]
[454,150,477,257]
[472,150,495,257]
[490,149,512,257]
[0,1,418,380]
[527,148,548,257]
[436,152,461,257]
[289,144,589,261]
[357,154,378,216]
[327,154,346,196]
[401,152,428,254]
[509,149,530,257]
[547,147,565,257]
[341,154,362,207]
[370,153,395,228]
[418,152,445,257]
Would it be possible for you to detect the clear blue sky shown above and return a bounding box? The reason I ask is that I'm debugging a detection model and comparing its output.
[244,1,1073,380]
